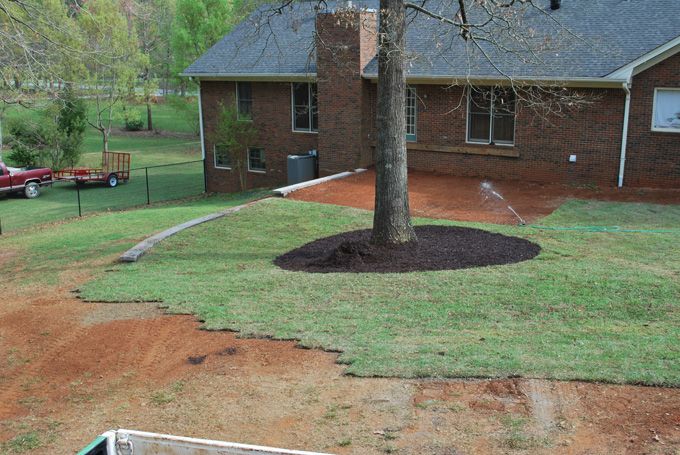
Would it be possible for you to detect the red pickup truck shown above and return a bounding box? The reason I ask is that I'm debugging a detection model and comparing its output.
[0,161,53,199]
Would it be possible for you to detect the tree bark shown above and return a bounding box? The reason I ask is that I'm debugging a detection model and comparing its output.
[371,0,416,245]
[147,102,153,131]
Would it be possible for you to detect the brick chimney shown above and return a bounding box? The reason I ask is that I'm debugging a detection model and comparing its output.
[315,6,377,174]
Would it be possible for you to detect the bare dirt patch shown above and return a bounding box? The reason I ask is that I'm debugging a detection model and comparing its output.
[0,249,18,269]
[407,380,680,454]
[0,273,678,453]
[275,225,540,273]
[290,169,680,224]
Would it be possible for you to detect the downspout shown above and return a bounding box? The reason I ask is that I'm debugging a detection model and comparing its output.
[196,79,206,161]
[195,78,209,193]
[617,81,631,188]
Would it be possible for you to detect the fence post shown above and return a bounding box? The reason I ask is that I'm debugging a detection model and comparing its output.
[77,184,82,217]
[145,167,150,205]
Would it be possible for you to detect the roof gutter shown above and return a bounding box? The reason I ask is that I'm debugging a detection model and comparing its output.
[618,80,632,188]
[181,72,317,82]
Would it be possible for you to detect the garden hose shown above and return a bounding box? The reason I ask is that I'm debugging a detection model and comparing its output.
[523,225,677,234]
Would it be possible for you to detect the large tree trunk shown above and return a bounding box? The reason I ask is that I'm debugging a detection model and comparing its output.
[371,0,416,245]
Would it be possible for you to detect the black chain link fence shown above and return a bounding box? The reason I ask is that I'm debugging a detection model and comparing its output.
[0,159,206,235]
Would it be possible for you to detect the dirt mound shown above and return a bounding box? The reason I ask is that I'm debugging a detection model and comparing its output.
[275,225,540,273]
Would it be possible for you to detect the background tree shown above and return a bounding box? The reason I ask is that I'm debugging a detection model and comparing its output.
[0,103,7,159]
[171,0,247,95]
[7,91,86,169]
[209,104,257,192]
[0,0,82,104]
[129,0,175,130]
[154,0,177,96]
[55,85,87,167]
[166,94,200,134]
[78,0,143,152]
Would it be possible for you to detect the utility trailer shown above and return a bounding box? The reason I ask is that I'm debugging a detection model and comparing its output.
[78,429,333,455]
[55,151,131,187]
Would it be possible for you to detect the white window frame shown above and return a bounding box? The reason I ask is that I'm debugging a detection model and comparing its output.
[236,82,253,121]
[465,87,516,147]
[291,82,318,134]
[247,147,266,173]
[651,87,680,133]
[406,86,417,142]
[213,144,232,170]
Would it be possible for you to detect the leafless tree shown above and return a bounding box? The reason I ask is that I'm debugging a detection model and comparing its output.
[237,0,594,245]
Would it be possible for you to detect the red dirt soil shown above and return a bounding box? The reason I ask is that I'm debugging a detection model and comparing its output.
[290,169,680,224]
[1,276,679,453]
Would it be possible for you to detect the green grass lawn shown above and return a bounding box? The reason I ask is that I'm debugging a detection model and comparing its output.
[0,140,202,233]
[0,101,202,233]
[0,189,270,279]
[2,99,198,144]
[62,197,680,386]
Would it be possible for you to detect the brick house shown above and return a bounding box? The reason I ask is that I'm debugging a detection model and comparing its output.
[183,0,680,192]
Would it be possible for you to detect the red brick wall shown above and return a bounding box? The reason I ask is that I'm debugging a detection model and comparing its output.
[625,52,680,188]
[365,83,627,186]
[201,42,679,192]
[201,81,317,193]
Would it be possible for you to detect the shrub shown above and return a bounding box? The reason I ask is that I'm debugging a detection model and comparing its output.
[5,88,87,170]
[5,119,46,167]
[124,109,144,131]
[55,86,86,167]
[6,143,39,168]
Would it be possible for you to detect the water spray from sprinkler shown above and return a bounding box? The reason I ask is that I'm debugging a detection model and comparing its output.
[480,181,526,226]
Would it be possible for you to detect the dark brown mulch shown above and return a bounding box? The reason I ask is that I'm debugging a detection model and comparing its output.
[274,225,541,273]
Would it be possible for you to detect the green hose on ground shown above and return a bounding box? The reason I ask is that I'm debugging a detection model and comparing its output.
[524,225,678,234]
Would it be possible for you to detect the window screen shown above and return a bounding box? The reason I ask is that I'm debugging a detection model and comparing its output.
[236,82,253,120]
[248,147,266,172]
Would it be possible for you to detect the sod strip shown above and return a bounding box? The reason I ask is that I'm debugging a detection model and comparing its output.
[119,199,266,262]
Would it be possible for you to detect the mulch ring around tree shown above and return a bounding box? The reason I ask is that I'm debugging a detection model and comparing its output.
[274,225,541,273]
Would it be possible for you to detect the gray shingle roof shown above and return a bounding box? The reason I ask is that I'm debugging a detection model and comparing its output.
[184,1,377,76]
[184,0,680,80]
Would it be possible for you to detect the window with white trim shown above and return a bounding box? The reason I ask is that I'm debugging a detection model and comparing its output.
[467,87,516,145]
[406,86,417,141]
[248,147,266,172]
[214,144,232,169]
[652,88,680,132]
[236,82,253,120]
[292,82,318,132]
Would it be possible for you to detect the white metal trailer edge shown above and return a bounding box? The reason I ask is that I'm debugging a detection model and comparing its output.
[77,429,334,455]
